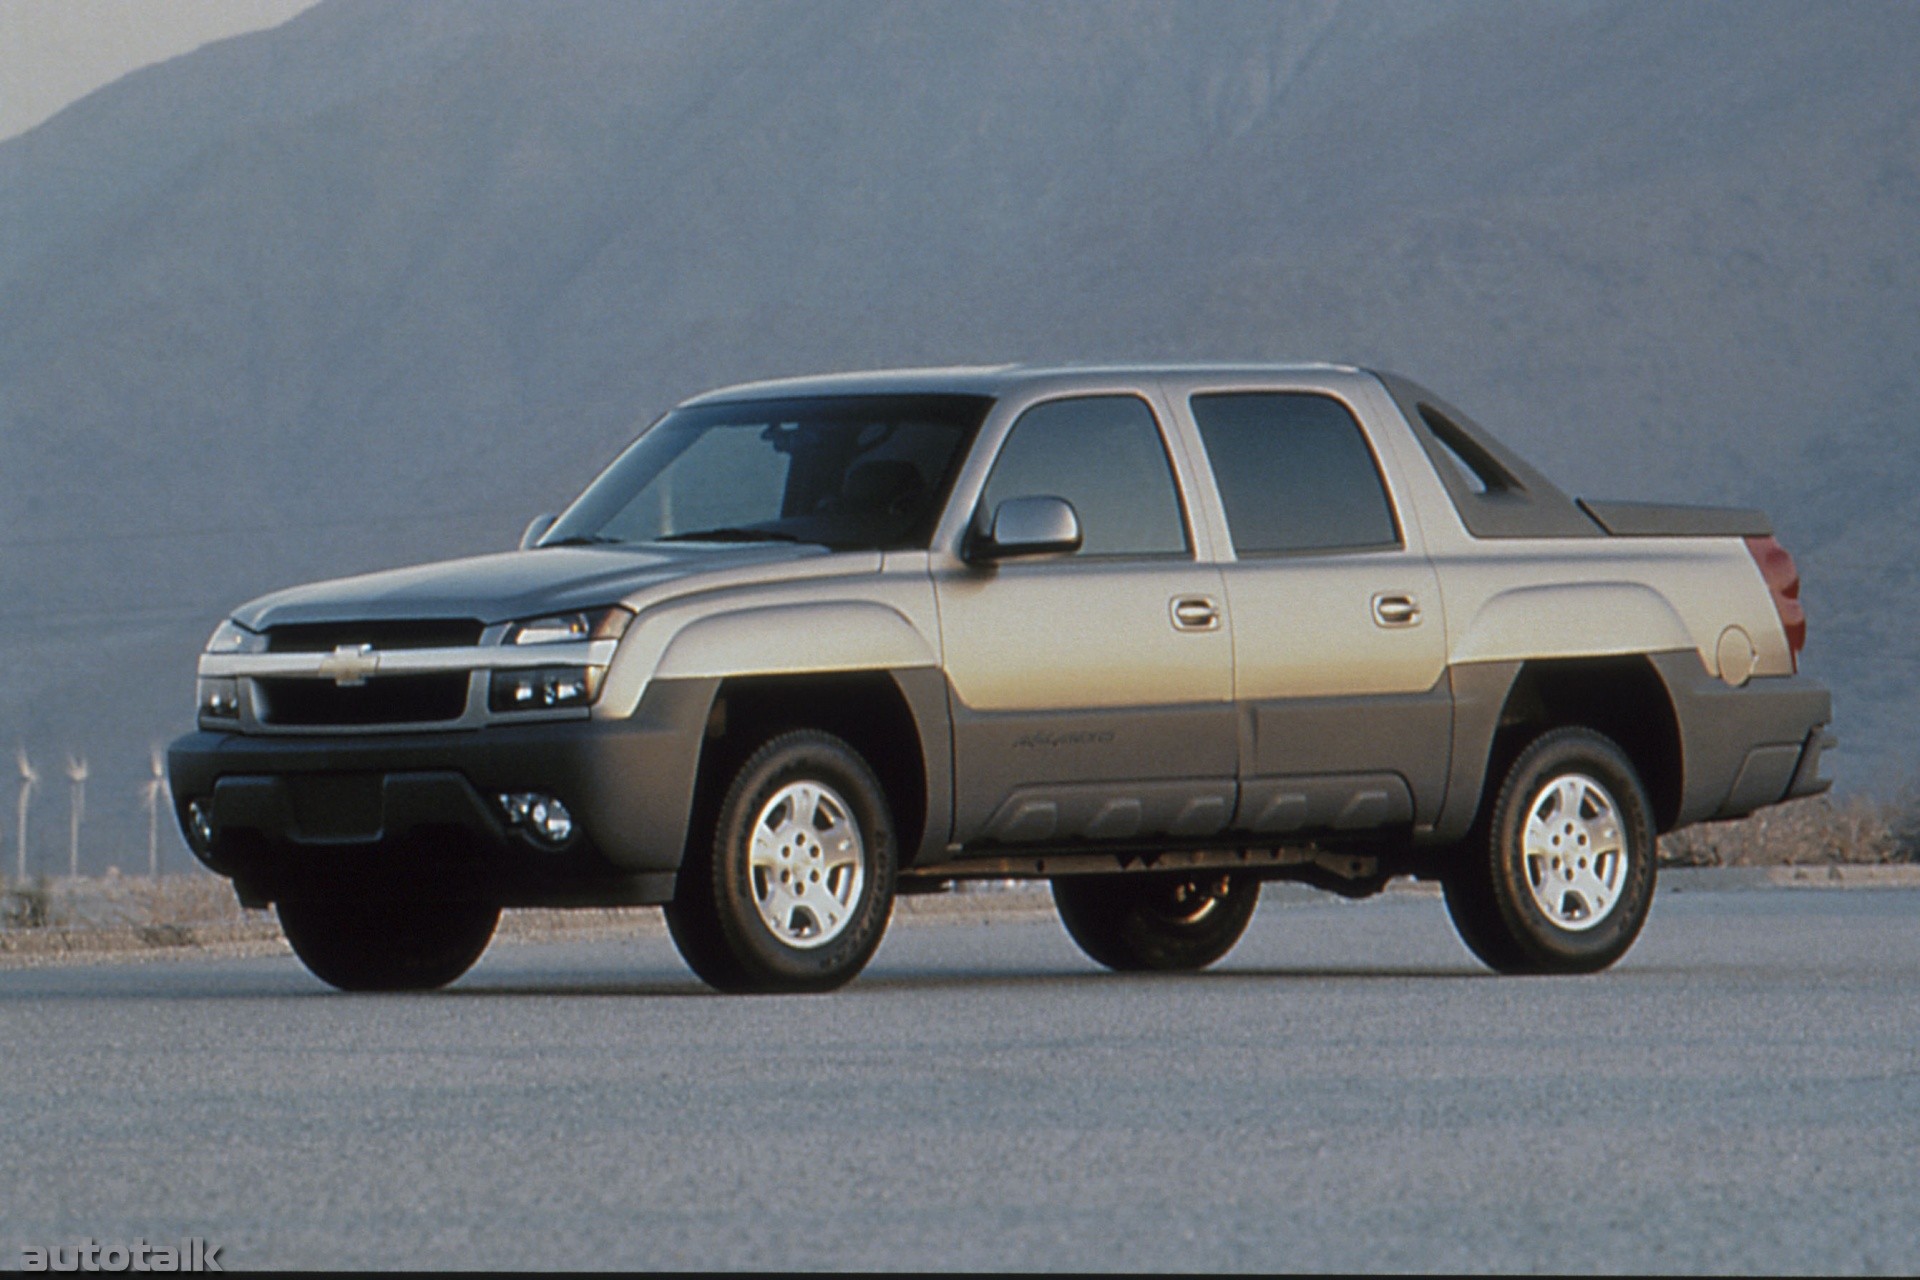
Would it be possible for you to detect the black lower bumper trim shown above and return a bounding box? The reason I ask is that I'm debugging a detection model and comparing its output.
[166,680,715,907]
[1787,727,1837,801]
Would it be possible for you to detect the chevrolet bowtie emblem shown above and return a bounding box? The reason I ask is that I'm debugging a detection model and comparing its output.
[317,643,379,687]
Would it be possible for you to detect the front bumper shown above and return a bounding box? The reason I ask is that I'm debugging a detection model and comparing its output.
[166,679,716,907]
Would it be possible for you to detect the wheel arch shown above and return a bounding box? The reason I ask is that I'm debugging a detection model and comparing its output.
[687,669,950,870]
[1440,654,1685,841]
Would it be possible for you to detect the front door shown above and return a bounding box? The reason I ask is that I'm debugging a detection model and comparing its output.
[934,393,1237,847]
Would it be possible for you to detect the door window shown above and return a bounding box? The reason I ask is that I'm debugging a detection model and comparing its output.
[981,395,1188,556]
[1190,393,1400,555]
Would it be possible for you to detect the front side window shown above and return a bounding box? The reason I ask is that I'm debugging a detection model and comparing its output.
[980,395,1188,557]
[544,394,991,552]
[1190,392,1400,555]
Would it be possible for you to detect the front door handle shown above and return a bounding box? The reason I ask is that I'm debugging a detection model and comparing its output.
[1372,592,1422,627]
[1171,595,1222,632]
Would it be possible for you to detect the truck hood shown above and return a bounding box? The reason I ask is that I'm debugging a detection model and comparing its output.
[231,543,845,631]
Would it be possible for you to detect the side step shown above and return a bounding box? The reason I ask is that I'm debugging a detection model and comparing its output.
[902,844,1384,897]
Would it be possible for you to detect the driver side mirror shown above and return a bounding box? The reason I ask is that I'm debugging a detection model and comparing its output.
[967,495,1082,563]
[519,513,558,550]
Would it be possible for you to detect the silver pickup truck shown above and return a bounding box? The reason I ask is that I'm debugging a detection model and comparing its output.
[168,364,1831,992]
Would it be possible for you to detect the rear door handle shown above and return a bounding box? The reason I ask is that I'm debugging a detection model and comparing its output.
[1372,592,1421,627]
[1171,595,1222,632]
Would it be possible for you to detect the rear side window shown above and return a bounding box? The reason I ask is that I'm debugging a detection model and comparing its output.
[982,395,1188,556]
[1190,392,1400,555]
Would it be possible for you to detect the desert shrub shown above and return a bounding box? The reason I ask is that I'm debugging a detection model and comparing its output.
[1659,794,1915,867]
[1888,792,1920,863]
[122,874,251,927]
[0,876,56,929]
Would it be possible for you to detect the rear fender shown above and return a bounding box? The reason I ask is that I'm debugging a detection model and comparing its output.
[1452,583,1692,665]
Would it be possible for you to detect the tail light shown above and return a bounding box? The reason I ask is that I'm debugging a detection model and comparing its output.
[1744,535,1805,670]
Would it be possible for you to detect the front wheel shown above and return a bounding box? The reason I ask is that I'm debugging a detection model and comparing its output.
[276,893,499,992]
[666,730,897,993]
[1443,727,1656,975]
[1052,872,1260,972]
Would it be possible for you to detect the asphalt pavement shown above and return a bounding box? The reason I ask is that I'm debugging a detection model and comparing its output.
[2,884,1918,1272]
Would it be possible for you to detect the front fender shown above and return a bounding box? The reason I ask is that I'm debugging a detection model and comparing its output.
[654,601,938,677]
[598,600,939,716]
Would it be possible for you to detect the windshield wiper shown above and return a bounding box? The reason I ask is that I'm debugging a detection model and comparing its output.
[655,527,806,544]
[541,534,624,547]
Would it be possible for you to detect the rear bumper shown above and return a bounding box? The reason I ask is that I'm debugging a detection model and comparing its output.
[166,679,716,907]
[1653,654,1834,825]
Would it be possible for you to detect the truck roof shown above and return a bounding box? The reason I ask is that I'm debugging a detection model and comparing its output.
[680,361,1369,405]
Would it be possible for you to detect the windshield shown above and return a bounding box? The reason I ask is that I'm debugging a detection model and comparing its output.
[543,394,993,552]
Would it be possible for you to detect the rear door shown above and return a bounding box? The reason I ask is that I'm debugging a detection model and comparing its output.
[1165,378,1452,834]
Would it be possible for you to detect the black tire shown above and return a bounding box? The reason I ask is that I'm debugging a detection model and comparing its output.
[1442,726,1657,975]
[1437,846,1530,973]
[277,893,499,992]
[662,861,752,992]
[1051,872,1259,972]
[667,730,896,993]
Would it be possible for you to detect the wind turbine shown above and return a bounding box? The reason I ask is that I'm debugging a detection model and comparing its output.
[66,753,87,879]
[143,746,166,879]
[14,749,35,882]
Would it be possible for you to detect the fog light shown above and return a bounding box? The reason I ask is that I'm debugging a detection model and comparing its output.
[187,799,215,851]
[497,792,575,846]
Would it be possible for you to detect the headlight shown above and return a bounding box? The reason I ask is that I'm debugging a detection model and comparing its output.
[205,619,263,654]
[489,666,605,712]
[504,607,633,646]
[198,677,241,721]
[491,607,631,714]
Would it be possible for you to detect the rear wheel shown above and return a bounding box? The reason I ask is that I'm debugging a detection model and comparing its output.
[1052,872,1259,972]
[667,730,896,993]
[277,892,498,992]
[1443,727,1656,974]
